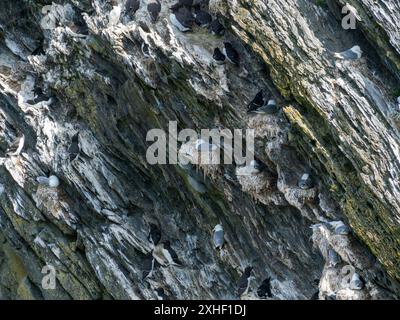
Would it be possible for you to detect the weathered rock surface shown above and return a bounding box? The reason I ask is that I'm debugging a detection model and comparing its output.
[0,0,399,299]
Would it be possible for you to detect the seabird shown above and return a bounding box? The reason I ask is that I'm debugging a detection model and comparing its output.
[170,7,194,32]
[125,0,140,15]
[333,45,362,60]
[195,139,217,151]
[152,241,182,266]
[170,0,193,11]
[350,272,364,290]
[213,224,224,250]
[247,90,265,113]
[249,160,261,175]
[298,173,314,190]
[193,5,212,27]
[212,48,226,65]
[236,266,253,297]
[148,0,161,23]
[142,254,155,279]
[257,277,273,298]
[328,249,341,267]
[36,175,60,188]
[6,132,25,156]
[109,5,122,26]
[148,223,161,246]
[68,132,80,162]
[155,287,173,300]
[252,99,278,114]
[210,18,224,36]
[332,221,350,235]
[223,42,240,65]
[26,87,50,104]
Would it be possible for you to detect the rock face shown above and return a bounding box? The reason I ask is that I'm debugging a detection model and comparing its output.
[0,0,399,300]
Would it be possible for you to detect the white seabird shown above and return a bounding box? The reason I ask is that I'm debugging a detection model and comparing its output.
[213,224,224,250]
[333,45,362,60]
[36,175,60,188]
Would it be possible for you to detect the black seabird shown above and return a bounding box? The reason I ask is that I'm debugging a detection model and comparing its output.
[210,18,224,36]
[193,5,212,27]
[142,254,155,280]
[26,87,48,104]
[212,48,226,64]
[170,7,194,32]
[125,0,140,16]
[247,90,265,113]
[223,42,240,65]
[170,0,193,11]
[298,173,314,190]
[148,223,161,246]
[155,288,174,300]
[68,132,80,162]
[236,266,253,297]
[147,0,161,23]
[162,240,182,266]
[257,277,273,298]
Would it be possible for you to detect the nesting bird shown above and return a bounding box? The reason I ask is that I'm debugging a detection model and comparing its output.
[148,0,161,23]
[210,18,224,36]
[257,277,273,298]
[248,160,261,175]
[223,42,240,65]
[213,48,226,65]
[170,0,193,10]
[247,90,265,113]
[236,266,253,297]
[195,139,217,152]
[6,132,25,157]
[148,223,161,246]
[350,272,364,290]
[155,287,173,300]
[328,249,341,267]
[68,132,80,162]
[142,254,156,280]
[333,45,362,60]
[152,240,182,266]
[26,87,48,105]
[36,175,60,188]
[170,6,194,32]
[298,173,314,190]
[253,99,278,115]
[212,224,225,250]
[329,220,350,235]
[125,0,140,16]
[193,5,212,27]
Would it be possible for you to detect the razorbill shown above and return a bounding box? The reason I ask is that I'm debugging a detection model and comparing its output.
[170,7,194,32]
[257,277,273,298]
[212,48,226,64]
[350,272,364,290]
[193,5,212,27]
[210,18,224,36]
[125,0,140,15]
[236,266,253,297]
[68,132,80,162]
[223,42,240,65]
[253,99,278,114]
[148,223,161,246]
[148,0,161,23]
[247,90,265,113]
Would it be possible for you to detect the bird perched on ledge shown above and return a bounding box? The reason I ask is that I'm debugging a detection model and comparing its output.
[36,175,60,188]
[148,0,161,23]
[333,45,362,60]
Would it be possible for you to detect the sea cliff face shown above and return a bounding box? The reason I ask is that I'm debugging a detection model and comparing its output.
[0,0,399,300]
